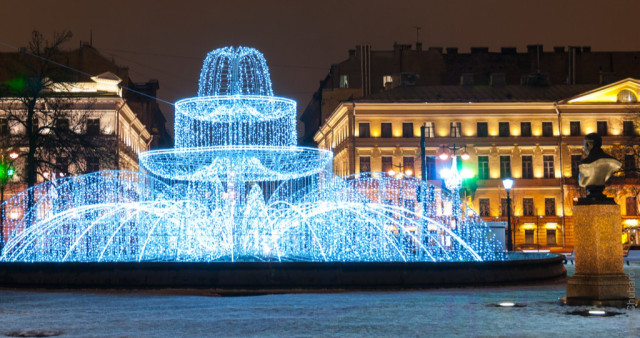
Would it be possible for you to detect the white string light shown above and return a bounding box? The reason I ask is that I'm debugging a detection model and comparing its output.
[0,46,506,263]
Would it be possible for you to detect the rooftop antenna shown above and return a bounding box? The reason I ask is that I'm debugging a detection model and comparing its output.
[413,26,421,45]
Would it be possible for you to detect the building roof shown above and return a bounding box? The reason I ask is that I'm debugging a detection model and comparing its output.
[355,84,599,103]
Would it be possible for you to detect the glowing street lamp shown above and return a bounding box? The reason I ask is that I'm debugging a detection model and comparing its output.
[438,144,472,191]
[503,178,514,251]
[388,163,413,179]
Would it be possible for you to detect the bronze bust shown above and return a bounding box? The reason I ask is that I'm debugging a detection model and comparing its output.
[577,133,621,204]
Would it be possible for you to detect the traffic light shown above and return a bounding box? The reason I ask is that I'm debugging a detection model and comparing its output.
[0,162,14,182]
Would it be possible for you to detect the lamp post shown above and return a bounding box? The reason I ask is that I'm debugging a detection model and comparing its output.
[0,150,18,250]
[502,178,514,251]
[438,144,472,191]
[387,162,413,179]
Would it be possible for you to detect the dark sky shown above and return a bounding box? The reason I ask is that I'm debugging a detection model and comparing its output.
[2,0,640,134]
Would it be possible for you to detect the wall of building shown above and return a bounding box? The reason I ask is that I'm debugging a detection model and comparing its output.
[315,83,640,250]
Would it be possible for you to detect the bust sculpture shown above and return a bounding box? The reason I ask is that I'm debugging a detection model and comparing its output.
[577,133,621,204]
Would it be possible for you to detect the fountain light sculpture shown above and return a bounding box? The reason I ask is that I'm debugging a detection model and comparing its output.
[0,46,505,263]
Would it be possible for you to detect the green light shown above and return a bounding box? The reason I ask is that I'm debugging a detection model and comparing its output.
[461,168,474,179]
[7,168,14,177]
[6,77,26,92]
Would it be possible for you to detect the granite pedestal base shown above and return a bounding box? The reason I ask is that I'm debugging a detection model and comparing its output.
[566,204,636,307]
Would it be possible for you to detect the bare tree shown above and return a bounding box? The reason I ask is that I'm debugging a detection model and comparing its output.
[0,30,114,225]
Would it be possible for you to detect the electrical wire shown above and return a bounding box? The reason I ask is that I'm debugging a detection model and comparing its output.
[0,39,175,106]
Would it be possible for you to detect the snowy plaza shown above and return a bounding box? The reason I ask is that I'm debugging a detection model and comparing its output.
[0,263,638,337]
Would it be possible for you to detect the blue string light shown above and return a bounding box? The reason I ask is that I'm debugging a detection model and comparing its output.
[0,46,506,263]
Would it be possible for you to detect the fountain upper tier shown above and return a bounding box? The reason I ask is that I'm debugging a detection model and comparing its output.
[174,46,296,148]
[139,46,331,182]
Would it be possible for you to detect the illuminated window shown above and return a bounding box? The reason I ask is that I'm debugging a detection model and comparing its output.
[499,122,510,137]
[86,156,100,173]
[359,156,371,173]
[544,198,556,216]
[571,155,582,179]
[403,156,414,174]
[86,119,100,135]
[383,75,393,86]
[339,75,349,88]
[450,122,461,138]
[525,230,534,244]
[543,155,555,178]
[424,122,435,138]
[478,156,489,179]
[477,122,488,137]
[479,199,490,216]
[0,118,8,136]
[523,198,534,216]
[570,121,580,136]
[597,121,608,136]
[381,156,393,172]
[623,121,635,136]
[627,197,638,216]
[381,123,392,138]
[520,122,532,137]
[521,155,533,179]
[358,123,370,138]
[425,156,436,179]
[546,229,556,245]
[500,155,511,178]
[402,122,414,137]
[542,122,553,137]
[617,89,637,103]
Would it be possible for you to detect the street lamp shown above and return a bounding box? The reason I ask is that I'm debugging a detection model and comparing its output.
[438,144,472,191]
[502,178,514,251]
[387,162,414,179]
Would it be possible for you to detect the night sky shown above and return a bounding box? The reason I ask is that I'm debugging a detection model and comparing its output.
[2,0,640,134]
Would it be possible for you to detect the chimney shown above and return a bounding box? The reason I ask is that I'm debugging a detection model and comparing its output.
[527,44,543,54]
[446,47,458,54]
[471,47,489,53]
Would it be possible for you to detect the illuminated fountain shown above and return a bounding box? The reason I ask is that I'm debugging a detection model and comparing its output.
[0,47,505,263]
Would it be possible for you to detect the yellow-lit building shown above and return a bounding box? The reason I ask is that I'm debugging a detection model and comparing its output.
[315,78,640,251]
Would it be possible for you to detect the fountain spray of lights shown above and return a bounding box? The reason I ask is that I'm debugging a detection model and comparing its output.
[0,46,505,263]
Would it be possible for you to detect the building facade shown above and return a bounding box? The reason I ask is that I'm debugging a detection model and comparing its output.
[0,45,166,233]
[315,78,640,251]
[301,43,640,145]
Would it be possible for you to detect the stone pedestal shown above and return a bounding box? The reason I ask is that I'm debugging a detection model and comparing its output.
[566,204,635,307]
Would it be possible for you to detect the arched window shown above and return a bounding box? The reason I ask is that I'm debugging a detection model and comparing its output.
[617,89,637,103]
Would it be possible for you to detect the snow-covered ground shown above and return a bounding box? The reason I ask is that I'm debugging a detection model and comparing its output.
[0,263,638,337]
